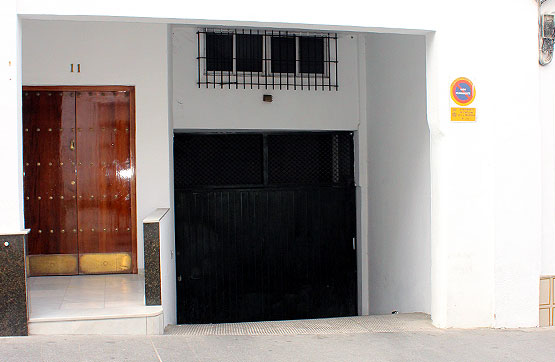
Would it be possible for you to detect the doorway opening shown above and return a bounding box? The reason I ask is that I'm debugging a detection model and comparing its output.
[22,86,138,276]
[173,131,357,323]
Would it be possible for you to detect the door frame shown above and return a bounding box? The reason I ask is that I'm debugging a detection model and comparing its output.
[22,85,138,274]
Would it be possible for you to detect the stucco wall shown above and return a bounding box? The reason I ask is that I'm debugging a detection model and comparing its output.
[365,33,431,315]
[7,0,544,329]
[0,0,23,233]
[540,2,555,278]
[21,20,171,270]
[171,25,360,131]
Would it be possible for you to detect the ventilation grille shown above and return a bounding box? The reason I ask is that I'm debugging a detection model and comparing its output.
[174,132,354,188]
[174,133,263,188]
[267,133,353,185]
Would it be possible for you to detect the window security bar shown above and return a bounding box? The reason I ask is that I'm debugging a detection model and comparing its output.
[197,29,339,91]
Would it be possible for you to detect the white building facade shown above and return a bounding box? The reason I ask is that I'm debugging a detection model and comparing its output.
[0,0,552,332]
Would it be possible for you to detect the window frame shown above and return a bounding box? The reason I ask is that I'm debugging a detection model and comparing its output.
[202,31,331,79]
[197,28,338,90]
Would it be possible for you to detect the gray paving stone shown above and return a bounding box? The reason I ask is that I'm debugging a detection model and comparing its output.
[2,322,555,362]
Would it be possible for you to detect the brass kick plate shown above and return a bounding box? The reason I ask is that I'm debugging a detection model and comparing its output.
[28,254,78,276]
[79,253,132,274]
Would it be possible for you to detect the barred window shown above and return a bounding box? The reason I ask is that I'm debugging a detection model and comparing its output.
[197,29,338,90]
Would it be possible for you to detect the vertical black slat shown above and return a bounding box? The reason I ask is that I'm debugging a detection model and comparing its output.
[206,192,213,321]
[249,29,253,90]
[261,190,267,319]
[272,31,275,90]
[241,190,247,322]
[293,33,297,90]
[220,192,229,320]
[267,190,277,320]
[253,191,263,319]
[188,192,195,321]
[227,191,235,321]
[316,188,323,315]
[220,32,224,89]
[307,189,316,316]
[321,37,325,91]
[241,30,246,90]
[287,190,297,316]
[300,189,310,315]
[206,30,209,89]
[256,30,260,89]
[264,190,271,320]
[237,190,244,321]
[212,33,216,89]
[285,31,290,90]
[307,36,311,91]
[200,193,208,320]
[235,30,239,90]
[225,191,234,321]
[334,34,338,90]
[263,134,269,186]
[327,34,332,91]
[300,39,304,90]
[186,192,194,322]
[268,30,270,89]
[279,32,283,90]
[229,32,232,89]
[184,191,192,322]
[312,36,317,91]
[231,191,238,321]
[197,31,201,88]
[207,192,214,319]
[214,192,221,320]
[214,192,222,320]
[192,193,200,321]
[243,190,250,320]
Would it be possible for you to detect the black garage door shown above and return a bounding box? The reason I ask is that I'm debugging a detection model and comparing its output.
[174,132,357,324]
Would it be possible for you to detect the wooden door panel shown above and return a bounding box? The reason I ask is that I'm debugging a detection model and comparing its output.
[75,90,133,273]
[23,90,78,275]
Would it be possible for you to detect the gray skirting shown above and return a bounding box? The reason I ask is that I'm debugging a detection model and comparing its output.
[144,223,162,306]
[0,233,29,336]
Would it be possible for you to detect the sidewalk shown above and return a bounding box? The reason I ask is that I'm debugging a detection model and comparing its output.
[2,315,555,361]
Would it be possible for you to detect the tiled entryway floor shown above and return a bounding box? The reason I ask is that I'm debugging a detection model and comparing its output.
[28,274,150,321]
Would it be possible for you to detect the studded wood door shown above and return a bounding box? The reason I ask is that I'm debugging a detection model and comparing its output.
[23,87,137,276]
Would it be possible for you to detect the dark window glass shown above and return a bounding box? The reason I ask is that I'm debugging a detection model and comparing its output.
[300,37,324,74]
[206,33,233,72]
[236,34,263,72]
[271,37,296,73]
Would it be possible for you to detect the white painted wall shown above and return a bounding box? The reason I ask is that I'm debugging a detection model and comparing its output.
[539,1,555,278]
[9,0,545,329]
[172,25,360,131]
[425,3,540,328]
[158,209,176,326]
[22,20,171,269]
[365,33,430,315]
[0,0,24,233]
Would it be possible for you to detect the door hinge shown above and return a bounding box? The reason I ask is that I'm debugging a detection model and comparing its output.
[353,237,356,250]
[177,275,182,282]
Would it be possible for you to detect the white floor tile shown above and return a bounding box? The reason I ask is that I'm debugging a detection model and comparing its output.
[60,301,106,310]
[29,273,147,320]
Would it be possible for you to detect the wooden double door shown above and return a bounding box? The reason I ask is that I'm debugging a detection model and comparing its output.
[23,86,137,276]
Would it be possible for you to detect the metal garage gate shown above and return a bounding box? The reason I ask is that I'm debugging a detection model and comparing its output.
[174,132,357,324]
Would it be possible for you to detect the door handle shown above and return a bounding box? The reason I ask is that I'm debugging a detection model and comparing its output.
[70,139,75,151]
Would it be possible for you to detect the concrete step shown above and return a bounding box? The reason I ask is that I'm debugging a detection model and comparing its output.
[29,305,164,335]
